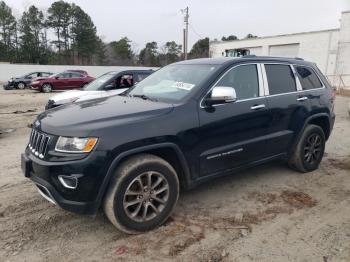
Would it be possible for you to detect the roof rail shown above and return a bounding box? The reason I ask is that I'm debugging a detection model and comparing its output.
[242,55,257,58]
[294,57,304,60]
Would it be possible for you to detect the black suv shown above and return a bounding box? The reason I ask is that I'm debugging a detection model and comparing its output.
[21,57,335,233]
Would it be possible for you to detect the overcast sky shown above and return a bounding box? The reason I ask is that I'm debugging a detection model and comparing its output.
[6,0,350,51]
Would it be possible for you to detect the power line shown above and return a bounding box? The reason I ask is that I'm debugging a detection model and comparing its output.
[188,23,203,39]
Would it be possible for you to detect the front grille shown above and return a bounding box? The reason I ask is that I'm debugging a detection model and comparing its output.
[28,129,50,159]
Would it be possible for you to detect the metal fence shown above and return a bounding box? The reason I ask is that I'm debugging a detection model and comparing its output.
[326,74,350,90]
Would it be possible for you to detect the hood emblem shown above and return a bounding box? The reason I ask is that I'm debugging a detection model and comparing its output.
[34,120,40,127]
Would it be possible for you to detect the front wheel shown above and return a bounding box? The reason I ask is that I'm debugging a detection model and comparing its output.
[41,84,52,93]
[288,124,325,172]
[103,154,179,234]
[17,82,26,89]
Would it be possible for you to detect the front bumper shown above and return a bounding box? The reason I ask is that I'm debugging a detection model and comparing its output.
[3,83,14,90]
[31,85,40,90]
[21,149,110,215]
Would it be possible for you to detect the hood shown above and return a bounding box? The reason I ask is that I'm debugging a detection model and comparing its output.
[37,95,174,136]
[50,90,88,103]
[11,77,22,81]
[50,89,128,104]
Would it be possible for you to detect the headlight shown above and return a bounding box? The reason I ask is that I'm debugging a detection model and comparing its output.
[32,81,40,85]
[55,137,98,153]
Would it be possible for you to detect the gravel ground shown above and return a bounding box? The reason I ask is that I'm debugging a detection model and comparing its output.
[0,89,349,262]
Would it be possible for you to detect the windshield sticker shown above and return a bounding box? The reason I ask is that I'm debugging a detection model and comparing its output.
[172,82,195,91]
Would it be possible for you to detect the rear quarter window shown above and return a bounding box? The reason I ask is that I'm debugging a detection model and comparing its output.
[265,64,296,95]
[295,66,323,90]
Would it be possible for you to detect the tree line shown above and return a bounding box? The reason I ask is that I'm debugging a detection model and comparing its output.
[0,1,256,67]
[0,0,211,67]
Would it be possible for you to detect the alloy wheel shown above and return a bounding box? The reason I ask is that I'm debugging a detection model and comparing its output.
[123,171,169,223]
[304,133,322,164]
[17,83,25,89]
[42,84,52,93]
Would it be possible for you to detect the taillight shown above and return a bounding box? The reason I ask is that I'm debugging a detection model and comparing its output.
[331,88,336,100]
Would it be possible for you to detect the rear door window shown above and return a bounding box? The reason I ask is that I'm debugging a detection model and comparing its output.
[295,66,323,90]
[71,73,83,78]
[58,73,71,79]
[265,64,296,95]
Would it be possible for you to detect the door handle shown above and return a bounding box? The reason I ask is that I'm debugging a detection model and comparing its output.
[250,104,266,110]
[297,96,308,101]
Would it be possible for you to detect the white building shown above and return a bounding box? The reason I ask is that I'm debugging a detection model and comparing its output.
[209,11,350,88]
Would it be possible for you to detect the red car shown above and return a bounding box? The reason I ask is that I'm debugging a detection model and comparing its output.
[31,70,95,93]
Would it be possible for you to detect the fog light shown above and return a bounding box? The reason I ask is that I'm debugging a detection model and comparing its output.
[58,174,82,189]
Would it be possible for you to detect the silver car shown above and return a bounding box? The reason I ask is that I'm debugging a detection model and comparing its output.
[45,69,154,110]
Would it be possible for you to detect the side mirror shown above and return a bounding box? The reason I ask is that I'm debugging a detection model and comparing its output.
[204,86,237,106]
[55,76,60,80]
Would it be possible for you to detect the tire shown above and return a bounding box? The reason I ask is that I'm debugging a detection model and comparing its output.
[41,83,52,93]
[103,154,179,234]
[17,82,26,89]
[288,124,325,173]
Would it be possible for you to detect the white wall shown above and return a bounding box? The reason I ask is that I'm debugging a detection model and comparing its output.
[0,64,156,82]
[210,29,340,75]
[335,11,350,80]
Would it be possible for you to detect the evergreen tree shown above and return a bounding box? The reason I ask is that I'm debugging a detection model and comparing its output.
[221,35,238,41]
[159,41,182,66]
[0,1,17,62]
[189,37,209,59]
[139,42,159,66]
[47,0,72,63]
[108,37,134,65]
[70,4,99,64]
[19,5,46,63]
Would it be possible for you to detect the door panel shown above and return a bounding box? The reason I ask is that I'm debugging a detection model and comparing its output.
[54,73,71,90]
[263,64,311,155]
[70,78,83,88]
[70,73,85,88]
[265,94,309,155]
[198,98,270,176]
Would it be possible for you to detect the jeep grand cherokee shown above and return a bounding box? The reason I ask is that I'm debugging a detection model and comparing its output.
[21,56,335,234]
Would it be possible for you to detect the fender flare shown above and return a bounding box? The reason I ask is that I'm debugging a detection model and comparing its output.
[289,113,331,155]
[94,142,192,210]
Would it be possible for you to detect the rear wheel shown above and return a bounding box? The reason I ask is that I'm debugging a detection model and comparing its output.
[17,82,26,89]
[42,84,52,93]
[288,124,325,172]
[103,154,179,234]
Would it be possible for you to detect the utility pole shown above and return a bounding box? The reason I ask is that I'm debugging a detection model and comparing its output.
[181,7,189,60]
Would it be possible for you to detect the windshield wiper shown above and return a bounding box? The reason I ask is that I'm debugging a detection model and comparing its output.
[132,94,158,101]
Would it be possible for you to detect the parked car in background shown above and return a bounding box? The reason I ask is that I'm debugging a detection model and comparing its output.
[22,56,335,233]
[31,71,94,93]
[65,70,88,75]
[45,69,154,110]
[3,72,53,90]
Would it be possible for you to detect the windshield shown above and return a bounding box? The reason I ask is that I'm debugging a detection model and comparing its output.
[84,72,116,91]
[127,64,218,103]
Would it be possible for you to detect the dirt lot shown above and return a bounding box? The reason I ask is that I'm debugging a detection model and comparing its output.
[0,89,349,262]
